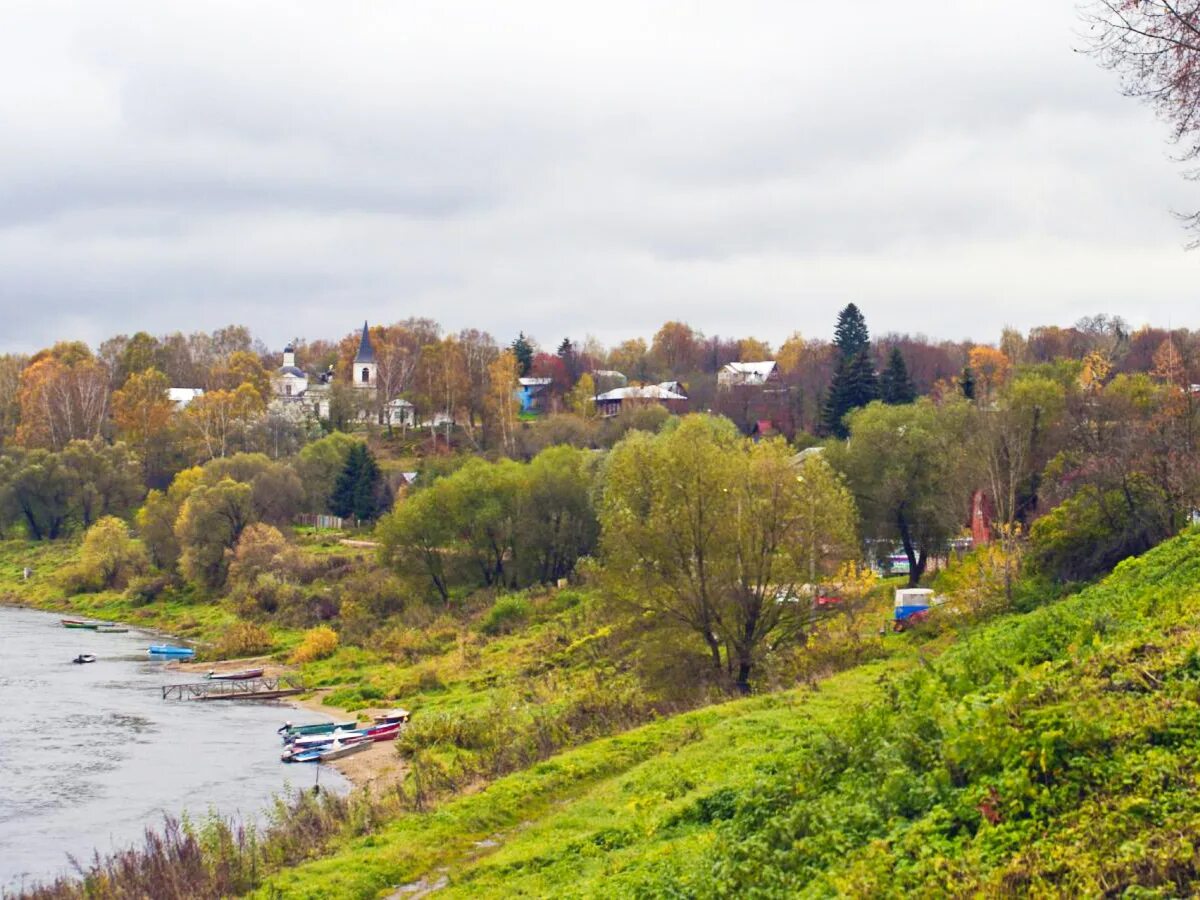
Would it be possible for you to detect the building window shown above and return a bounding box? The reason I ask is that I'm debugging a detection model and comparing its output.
[285,383,292,396]
[361,367,370,384]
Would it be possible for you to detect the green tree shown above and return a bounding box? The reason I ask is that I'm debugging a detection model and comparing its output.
[830,399,978,586]
[378,484,455,602]
[518,445,600,585]
[511,333,535,377]
[60,439,144,528]
[601,415,858,691]
[330,443,388,522]
[879,347,916,405]
[202,452,304,526]
[136,489,181,572]
[3,450,71,539]
[296,432,361,513]
[175,478,253,588]
[823,304,879,436]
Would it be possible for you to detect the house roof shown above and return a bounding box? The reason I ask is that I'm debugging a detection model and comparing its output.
[595,385,686,402]
[168,388,204,407]
[519,377,553,387]
[354,321,376,363]
[387,397,414,407]
[722,361,777,377]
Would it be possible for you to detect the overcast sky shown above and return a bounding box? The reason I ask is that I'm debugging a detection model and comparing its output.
[0,1,1194,355]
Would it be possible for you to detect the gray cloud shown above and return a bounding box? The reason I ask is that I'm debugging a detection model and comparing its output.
[0,0,1195,356]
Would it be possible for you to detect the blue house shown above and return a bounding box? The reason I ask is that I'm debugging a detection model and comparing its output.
[517,377,553,413]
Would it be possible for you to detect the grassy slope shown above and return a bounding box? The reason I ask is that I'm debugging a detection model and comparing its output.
[261,528,1200,898]
[256,647,930,899]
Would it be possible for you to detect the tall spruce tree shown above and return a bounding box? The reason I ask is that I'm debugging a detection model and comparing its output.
[879,347,916,405]
[330,443,388,522]
[822,303,879,437]
[511,333,534,377]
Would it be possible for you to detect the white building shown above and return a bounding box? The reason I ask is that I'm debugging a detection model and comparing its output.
[717,361,780,388]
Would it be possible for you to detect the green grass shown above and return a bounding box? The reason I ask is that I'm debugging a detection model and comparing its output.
[256,528,1200,898]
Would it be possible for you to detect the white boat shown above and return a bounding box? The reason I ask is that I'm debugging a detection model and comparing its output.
[290,728,368,749]
[319,739,371,761]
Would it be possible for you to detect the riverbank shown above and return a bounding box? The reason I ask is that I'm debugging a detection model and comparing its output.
[172,657,408,792]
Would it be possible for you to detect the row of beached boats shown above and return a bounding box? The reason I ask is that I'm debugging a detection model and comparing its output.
[278,709,411,763]
[62,619,199,661]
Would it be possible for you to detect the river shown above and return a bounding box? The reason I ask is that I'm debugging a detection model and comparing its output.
[0,606,348,893]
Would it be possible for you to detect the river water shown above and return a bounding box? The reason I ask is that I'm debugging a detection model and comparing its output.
[0,606,348,893]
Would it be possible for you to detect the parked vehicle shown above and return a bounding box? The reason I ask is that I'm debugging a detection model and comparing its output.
[892,588,934,631]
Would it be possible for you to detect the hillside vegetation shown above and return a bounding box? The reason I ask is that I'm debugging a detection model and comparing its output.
[258,528,1200,898]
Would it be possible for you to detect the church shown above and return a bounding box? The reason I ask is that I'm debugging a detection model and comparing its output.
[271,322,415,427]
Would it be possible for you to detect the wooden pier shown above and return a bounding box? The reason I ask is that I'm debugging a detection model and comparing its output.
[162,674,306,701]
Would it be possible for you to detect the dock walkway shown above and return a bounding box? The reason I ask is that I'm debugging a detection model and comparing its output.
[162,674,306,701]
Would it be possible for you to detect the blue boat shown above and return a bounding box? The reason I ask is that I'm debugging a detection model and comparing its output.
[148,645,195,657]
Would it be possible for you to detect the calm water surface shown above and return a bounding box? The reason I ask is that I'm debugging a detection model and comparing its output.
[0,606,347,892]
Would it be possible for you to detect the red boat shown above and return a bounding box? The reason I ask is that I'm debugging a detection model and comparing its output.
[366,722,402,742]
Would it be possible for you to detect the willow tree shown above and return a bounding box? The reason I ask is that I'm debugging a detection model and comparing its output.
[600,415,857,692]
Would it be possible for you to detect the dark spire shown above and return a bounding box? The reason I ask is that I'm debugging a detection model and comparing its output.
[354,321,375,363]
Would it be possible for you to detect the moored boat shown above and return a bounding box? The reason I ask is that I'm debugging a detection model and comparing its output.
[62,619,98,629]
[366,722,402,742]
[319,739,371,761]
[206,668,264,681]
[373,708,411,726]
[72,653,97,664]
[148,645,195,657]
[280,747,323,763]
[289,729,369,750]
[96,626,128,633]
[278,720,358,738]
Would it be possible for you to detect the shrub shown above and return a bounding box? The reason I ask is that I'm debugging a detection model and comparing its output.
[60,516,149,593]
[291,625,339,664]
[480,594,531,635]
[209,621,274,659]
[126,574,173,606]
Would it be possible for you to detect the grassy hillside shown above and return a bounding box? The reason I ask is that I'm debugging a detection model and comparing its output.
[258,528,1200,898]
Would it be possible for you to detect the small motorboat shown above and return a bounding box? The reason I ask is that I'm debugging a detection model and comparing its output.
[62,619,98,629]
[365,722,402,742]
[278,720,358,738]
[72,654,97,664]
[289,729,369,750]
[96,626,128,633]
[281,746,323,763]
[373,708,411,726]
[206,668,264,681]
[319,739,372,761]
[148,645,195,657]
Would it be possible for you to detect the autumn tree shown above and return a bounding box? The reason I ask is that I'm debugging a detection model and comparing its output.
[737,337,772,362]
[608,338,653,382]
[72,516,149,590]
[212,350,272,402]
[60,439,144,528]
[296,431,361,513]
[136,489,181,571]
[112,367,177,484]
[0,450,72,539]
[1085,2,1200,235]
[485,350,521,456]
[566,372,597,418]
[183,383,265,460]
[967,346,1011,404]
[0,354,28,444]
[651,321,701,375]
[16,344,110,451]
